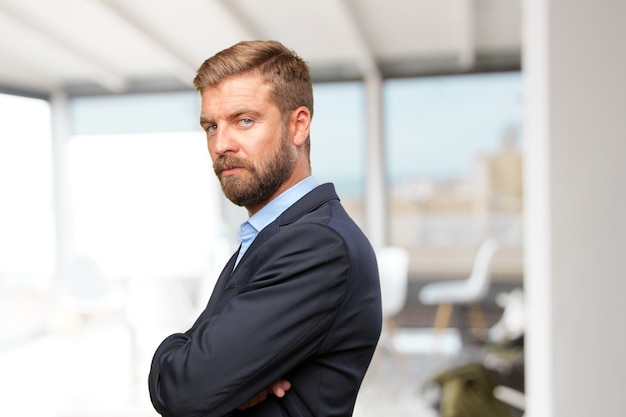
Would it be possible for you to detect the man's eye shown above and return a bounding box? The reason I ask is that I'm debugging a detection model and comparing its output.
[240,118,253,126]
[205,124,217,133]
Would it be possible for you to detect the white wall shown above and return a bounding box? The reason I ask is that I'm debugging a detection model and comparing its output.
[524,1,626,416]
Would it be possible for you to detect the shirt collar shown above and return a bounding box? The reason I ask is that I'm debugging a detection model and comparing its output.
[234,176,318,269]
[247,175,318,233]
[237,175,318,241]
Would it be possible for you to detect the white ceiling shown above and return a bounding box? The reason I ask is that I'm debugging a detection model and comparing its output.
[0,0,521,97]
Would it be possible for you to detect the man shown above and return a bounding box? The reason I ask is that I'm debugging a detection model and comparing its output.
[149,40,382,417]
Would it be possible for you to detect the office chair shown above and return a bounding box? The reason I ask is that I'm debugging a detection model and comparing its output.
[418,239,499,338]
[376,246,410,361]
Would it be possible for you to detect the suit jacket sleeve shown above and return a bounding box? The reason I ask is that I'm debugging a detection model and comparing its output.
[149,222,351,417]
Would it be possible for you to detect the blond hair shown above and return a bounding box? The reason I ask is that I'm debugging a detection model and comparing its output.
[194,40,314,123]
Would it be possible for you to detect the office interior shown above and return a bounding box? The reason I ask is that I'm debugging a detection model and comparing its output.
[1,1,624,416]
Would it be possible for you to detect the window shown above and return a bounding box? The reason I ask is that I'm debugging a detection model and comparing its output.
[384,72,524,281]
[311,81,366,226]
[67,132,222,278]
[384,72,523,246]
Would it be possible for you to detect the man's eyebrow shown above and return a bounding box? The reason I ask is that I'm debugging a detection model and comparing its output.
[230,108,261,119]
[199,109,262,126]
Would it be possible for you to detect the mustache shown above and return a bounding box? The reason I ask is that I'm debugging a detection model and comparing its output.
[213,156,254,175]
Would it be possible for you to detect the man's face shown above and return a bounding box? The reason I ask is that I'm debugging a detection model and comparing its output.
[200,73,297,213]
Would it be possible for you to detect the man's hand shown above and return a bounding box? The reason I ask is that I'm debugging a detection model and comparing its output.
[238,379,292,410]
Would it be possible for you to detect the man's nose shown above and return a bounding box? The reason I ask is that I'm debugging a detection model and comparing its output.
[212,126,237,155]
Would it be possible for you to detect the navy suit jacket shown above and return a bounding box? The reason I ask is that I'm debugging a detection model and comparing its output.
[149,183,382,416]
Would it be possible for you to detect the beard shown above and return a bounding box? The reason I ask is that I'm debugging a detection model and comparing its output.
[213,131,297,208]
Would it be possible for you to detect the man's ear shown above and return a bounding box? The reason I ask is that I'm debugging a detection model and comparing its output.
[290,106,311,146]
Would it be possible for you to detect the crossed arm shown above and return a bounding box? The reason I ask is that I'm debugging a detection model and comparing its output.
[149,225,349,416]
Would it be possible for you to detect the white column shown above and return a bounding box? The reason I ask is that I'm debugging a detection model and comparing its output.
[364,72,387,249]
[50,90,74,282]
[524,1,626,416]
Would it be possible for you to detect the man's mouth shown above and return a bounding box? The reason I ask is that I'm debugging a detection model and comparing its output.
[215,156,250,178]
[221,166,243,176]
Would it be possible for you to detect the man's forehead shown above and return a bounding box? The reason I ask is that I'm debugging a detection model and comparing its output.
[199,76,276,121]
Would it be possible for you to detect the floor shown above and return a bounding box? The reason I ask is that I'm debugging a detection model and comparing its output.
[0,295,516,417]
[354,300,508,417]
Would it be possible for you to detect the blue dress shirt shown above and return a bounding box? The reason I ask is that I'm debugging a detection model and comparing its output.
[234,176,318,268]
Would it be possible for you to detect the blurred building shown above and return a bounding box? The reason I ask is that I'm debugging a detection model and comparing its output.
[472,127,523,214]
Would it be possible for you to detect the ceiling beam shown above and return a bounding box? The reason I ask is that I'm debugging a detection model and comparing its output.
[0,2,127,93]
[97,0,198,87]
[331,0,380,78]
[458,0,477,69]
[214,0,265,40]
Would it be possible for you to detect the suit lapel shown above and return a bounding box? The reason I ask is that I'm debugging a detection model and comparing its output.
[235,183,338,271]
[206,184,339,313]
[204,247,239,314]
